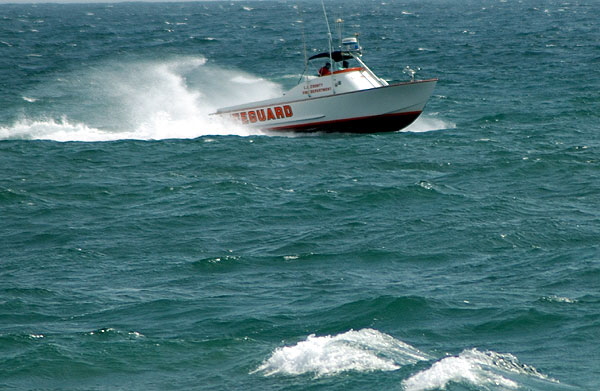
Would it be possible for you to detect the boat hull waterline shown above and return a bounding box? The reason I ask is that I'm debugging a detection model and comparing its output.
[216,78,437,134]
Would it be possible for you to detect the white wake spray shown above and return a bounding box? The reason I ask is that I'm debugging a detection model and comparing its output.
[252,328,430,377]
[1,56,282,141]
[0,117,108,142]
[401,115,455,133]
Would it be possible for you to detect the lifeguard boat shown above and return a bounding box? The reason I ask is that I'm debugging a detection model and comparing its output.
[214,35,437,134]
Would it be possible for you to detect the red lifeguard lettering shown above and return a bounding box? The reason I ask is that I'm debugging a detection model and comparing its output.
[248,111,257,123]
[274,107,284,119]
[230,105,293,124]
[257,109,266,121]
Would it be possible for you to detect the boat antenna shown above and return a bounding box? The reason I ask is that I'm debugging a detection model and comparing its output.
[320,0,334,62]
[295,4,309,84]
[295,4,308,66]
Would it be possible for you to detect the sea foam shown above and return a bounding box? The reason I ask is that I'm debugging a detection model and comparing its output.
[0,117,113,142]
[252,328,430,377]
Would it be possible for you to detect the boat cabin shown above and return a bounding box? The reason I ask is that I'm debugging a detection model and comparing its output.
[309,51,361,76]
[286,38,389,100]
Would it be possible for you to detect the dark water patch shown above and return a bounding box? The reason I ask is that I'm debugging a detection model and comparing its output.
[473,308,569,337]
[301,295,464,336]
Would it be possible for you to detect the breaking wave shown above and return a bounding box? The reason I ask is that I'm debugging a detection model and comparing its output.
[402,348,558,391]
[252,328,430,377]
[254,329,565,390]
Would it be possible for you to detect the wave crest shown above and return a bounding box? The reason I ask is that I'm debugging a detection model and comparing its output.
[402,348,555,391]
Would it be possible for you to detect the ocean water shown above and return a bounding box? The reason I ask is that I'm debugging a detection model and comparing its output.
[1,0,599,390]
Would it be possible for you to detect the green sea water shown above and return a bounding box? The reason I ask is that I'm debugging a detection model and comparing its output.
[1,1,599,390]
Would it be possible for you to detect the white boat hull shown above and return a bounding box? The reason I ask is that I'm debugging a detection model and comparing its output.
[216,78,437,134]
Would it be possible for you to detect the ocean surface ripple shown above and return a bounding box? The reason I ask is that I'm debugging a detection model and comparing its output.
[1,0,599,390]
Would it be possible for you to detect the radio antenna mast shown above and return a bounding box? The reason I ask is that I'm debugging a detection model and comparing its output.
[295,5,308,66]
[320,0,333,61]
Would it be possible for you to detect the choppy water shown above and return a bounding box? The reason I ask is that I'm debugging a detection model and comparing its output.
[1,0,599,390]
